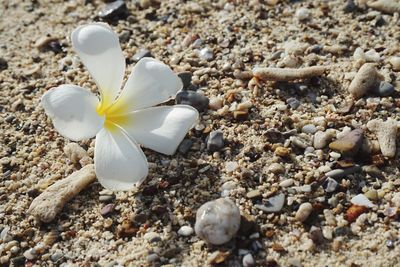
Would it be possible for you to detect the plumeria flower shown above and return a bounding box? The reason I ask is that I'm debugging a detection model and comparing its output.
[41,23,199,190]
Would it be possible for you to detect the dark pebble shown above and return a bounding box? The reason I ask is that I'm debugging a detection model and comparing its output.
[132,48,152,62]
[119,30,131,43]
[178,139,193,155]
[177,72,192,89]
[334,226,350,236]
[11,256,26,266]
[162,247,181,258]
[175,91,209,112]
[374,81,395,97]
[101,204,115,216]
[206,130,224,152]
[323,177,339,193]
[48,41,63,54]
[99,0,128,20]
[309,226,324,244]
[0,57,8,71]
[343,0,358,13]
[286,97,300,109]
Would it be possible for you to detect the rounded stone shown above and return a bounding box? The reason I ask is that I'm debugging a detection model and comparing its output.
[295,202,313,222]
[178,226,194,236]
[195,198,240,245]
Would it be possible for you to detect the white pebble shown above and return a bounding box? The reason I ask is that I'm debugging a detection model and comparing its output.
[296,7,311,21]
[225,161,239,172]
[242,253,255,267]
[389,56,400,71]
[351,194,375,208]
[295,202,313,222]
[195,198,240,245]
[178,226,194,236]
[365,49,381,62]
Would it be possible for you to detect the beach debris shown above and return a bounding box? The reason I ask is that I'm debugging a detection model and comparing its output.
[253,66,327,81]
[195,198,240,245]
[329,128,363,156]
[28,164,96,222]
[367,118,398,157]
[351,194,375,208]
[254,193,285,213]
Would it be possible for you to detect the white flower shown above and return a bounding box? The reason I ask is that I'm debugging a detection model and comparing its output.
[41,23,199,190]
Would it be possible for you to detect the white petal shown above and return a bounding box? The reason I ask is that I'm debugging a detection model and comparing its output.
[71,23,125,108]
[120,105,199,155]
[95,128,148,191]
[107,58,182,114]
[41,85,104,141]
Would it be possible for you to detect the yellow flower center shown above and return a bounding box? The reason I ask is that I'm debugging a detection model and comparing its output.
[96,94,129,132]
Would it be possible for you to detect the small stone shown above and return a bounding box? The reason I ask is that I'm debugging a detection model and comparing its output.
[295,202,313,222]
[99,195,115,202]
[246,189,261,199]
[324,178,339,193]
[144,232,161,243]
[329,129,363,156]
[365,189,378,201]
[50,252,63,262]
[101,204,115,216]
[365,49,380,62]
[0,226,11,242]
[209,97,223,110]
[208,251,230,264]
[175,91,209,112]
[233,110,249,121]
[64,143,87,164]
[28,165,96,222]
[274,146,290,157]
[178,226,194,236]
[367,118,397,157]
[346,205,368,222]
[225,161,239,172]
[343,0,358,13]
[313,131,334,149]
[302,124,317,134]
[198,47,214,61]
[279,179,294,187]
[99,0,128,20]
[178,139,193,155]
[348,63,380,99]
[254,193,285,213]
[177,71,192,89]
[140,0,158,9]
[287,97,300,109]
[206,130,224,152]
[351,194,375,208]
[373,81,395,97]
[146,253,159,263]
[11,256,25,265]
[242,254,255,267]
[296,7,311,21]
[162,247,181,258]
[309,226,324,244]
[269,163,285,174]
[0,57,7,71]
[195,198,240,245]
[132,48,152,62]
[325,165,361,179]
[23,248,37,260]
[389,56,400,71]
[367,0,400,14]
[130,213,148,224]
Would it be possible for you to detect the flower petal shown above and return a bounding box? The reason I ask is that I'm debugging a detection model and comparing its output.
[71,23,125,108]
[107,58,182,114]
[118,105,199,155]
[95,128,148,190]
[41,85,104,141]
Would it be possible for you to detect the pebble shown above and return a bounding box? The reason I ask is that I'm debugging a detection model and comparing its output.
[246,189,261,199]
[195,198,241,245]
[198,47,214,61]
[221,181,237,197]
[351,194,375,208]
[295,202,313,222]
[208,96,223,110]
[64,143,87,164]
[365,189,378,201]
[348,63,380,99]
[309,226,324,244]
[325,165,361,179]
[101,204,115,216]
[343,0,358,13]
[0,57,8,71]
[208,251,230,264]
[365,49,380,62]
[175,91,209,112]
[50,252,63,262]
[177,71,192,89]
[242,254,255,267]
[23,248,37,260]
[206,130,224,152]
[28,164,96,222]
[146,253,159,263]
[0,226,11,242]
[389,56,400,71]
[269,163,285,174]
[373,81,395,97]
[367,118,397,157]
[279,179,294,188]
[324,178,339,193]
[296,7,311,21]
[287,97,300,109]
[99,195,115,202]
[329,129,363,156]
[302,124,317,134]
[99,0,128,20]
[254,193,285,213]
[178,225,194,237]
[392,192,400,207]
[313,131,334,149]
[132,48,152,62]
[367,0,400,14]
[178,139,193,155]
[144,232,161,243]
[225,161,239,172]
